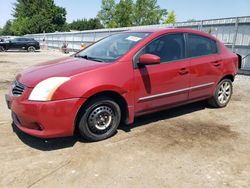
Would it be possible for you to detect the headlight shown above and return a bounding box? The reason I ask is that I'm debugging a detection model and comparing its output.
[28,77,70,101]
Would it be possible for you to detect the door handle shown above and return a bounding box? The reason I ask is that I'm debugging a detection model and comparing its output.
[179,68,189,75]
[212,60,221,67]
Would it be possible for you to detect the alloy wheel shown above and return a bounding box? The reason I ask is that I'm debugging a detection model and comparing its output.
[217,81,232,105]
[27,46,35,52]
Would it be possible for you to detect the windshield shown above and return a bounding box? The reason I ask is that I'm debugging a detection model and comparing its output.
[75,32,151,62]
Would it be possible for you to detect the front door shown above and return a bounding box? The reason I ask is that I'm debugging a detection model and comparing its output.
[133,33,190,114]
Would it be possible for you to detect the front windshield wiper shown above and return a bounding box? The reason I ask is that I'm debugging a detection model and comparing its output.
[75,55,104,62]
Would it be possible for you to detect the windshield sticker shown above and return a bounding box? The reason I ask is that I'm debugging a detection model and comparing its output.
[126,36,142,42]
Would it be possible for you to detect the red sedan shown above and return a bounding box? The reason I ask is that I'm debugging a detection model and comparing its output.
[5,29,240,141]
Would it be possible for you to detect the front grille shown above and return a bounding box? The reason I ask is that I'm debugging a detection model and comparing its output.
[12,80,25,96]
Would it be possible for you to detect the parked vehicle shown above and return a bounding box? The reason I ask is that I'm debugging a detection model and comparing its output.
[0,37,40,52]
[5,29,241,141]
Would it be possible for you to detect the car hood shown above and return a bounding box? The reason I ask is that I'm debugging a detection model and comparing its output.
[17,57,109,87]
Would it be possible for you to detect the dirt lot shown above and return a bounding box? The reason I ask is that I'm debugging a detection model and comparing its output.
[0,50,250,188]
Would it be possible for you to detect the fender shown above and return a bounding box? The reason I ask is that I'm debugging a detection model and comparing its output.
[81,85,128,98]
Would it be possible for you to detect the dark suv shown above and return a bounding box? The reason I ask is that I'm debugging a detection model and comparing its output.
[0,37,40,52]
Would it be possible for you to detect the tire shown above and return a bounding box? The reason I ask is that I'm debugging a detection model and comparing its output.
[78,97,121,141]
[208,79,233,108]
[27,46,36,52]
[0,46,5,52]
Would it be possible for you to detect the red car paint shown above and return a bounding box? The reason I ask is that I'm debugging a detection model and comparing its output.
[6,29,239,138]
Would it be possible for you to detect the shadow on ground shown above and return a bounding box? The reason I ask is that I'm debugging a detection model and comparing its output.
[119,101,207,132]
[13,101,208,151]
[12,123,79,151]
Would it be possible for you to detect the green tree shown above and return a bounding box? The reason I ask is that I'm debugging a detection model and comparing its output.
[115,0,134,27]
[11,0,67,35]
[1,20,14,35]
[10,17,29,35]
[165,10,176,24]
[98,0,117,28]
[69,18,103,31]
[98,0,168,27]
[134,0,167,25]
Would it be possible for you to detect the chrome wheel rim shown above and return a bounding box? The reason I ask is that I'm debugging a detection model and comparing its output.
[87,105,114,134]
[218,81,231,105]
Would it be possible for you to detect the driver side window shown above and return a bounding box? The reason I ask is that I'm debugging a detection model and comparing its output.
[135,33,185,64]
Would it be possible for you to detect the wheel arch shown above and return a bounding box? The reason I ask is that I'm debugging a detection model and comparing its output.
[220,74,235,83]
[74,90,129,134]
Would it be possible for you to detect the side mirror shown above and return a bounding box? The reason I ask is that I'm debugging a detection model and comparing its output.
[139,54,160,65]
[9,40,12,43]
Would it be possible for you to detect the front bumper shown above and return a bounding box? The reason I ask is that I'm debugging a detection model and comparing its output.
[5,89,86,138]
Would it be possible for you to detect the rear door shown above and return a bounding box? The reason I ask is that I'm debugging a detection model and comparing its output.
[187,33,222,100]
[18,38,28,50]
[133,33,190,114]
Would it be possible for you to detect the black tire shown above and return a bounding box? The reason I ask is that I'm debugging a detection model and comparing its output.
[208,79,233,108]
[0,46,5,52]
[78,97,121,141]
[27,46,36,52]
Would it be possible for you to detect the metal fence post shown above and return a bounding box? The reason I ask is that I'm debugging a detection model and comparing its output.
[57,34,59,49]
[232,17,239,52]
[52,35,53,49]
[72,34,75,51]
[200,20,203,31]
[81,32,84,45]
[93,32,96,42]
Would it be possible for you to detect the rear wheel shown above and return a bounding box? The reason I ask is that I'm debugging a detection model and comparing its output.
[208,79,233,108]
[0,46,5,52]
[27,46,36,52]
[78,97,121,141]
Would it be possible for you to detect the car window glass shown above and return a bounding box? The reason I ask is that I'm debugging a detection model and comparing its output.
[11,38,19,42]
[141,33,185,63]
[18,38,25,42]
[188,34,217,57]
[76,32,151,62]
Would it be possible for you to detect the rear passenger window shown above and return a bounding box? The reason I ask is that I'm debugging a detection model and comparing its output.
[142,33,185,62]
[188,34,218,57]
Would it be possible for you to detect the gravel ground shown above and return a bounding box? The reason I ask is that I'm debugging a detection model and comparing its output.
[0,50,250,188]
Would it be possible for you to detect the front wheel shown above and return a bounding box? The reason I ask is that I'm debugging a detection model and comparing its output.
[208,79,233,108]
[78,97,121,141]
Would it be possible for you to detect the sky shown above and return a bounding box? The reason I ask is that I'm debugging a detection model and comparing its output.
[0,0,250,27]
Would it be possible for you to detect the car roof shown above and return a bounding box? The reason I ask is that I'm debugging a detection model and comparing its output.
[127,28,218,41]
